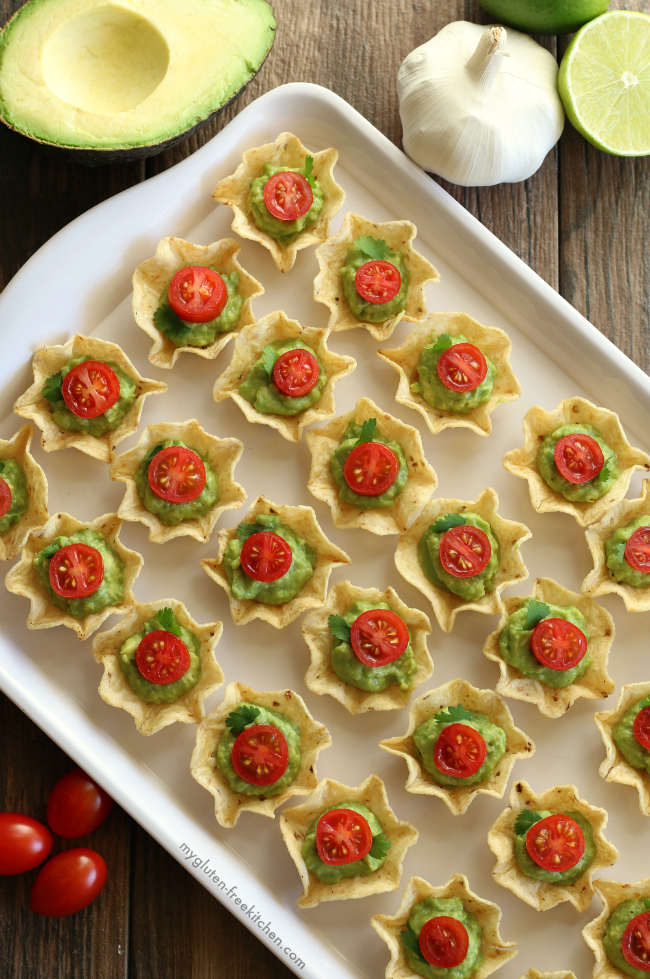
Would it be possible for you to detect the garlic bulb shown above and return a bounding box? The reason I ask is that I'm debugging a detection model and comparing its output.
[397,22,565,186]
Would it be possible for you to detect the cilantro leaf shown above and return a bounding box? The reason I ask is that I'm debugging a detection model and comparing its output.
[400,921,427,964]
[0,460,4,476]
[236,522,263,542]
[637,694,650,711]
[514,809,544,837]
[42,370,63,404]
[432,333,453,353]
[355,418,377,446]
[328,614,351,645]
[261,345,280,378]
[153,303,193,345]
[598,464,610,483]
[431,512,467,534]
[369,832,391,861]
[434,704,473,725]
[303,155,318,192]
[611,542,627,564]
[523,599,551,632]
[225,704,261,735]
[354,235,390,262]
[156,607,176,632]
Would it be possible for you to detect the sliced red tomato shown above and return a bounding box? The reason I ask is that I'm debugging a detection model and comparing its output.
[48,543,104,599]
[530,617,587,671]
[355,260,401,304]
[240,531,292,583]
[554,433,604,484]
[343,441,399,497]
[525,814,585,873]
[168,266,227,323]
[0,813,53,875]
[0,478,11,519]
[263,171,313,221]
[273,348,320,397]
[148,445,206,503]
[231,724,289,786]
[433,723,487,778]
[47,767,114,839]
[61,360,120,420]
[419,915,469,968]
[30,848,107,917]
[350,609,409,667]
[136,630,190,685]
[623,911,650,972]
[437,342,487,392]
[634,706,650,751]
[439,524,491,578]
[315,808,373,866]
[625,527,650,574]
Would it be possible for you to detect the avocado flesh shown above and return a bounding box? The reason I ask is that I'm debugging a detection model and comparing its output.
[0,0,276,151]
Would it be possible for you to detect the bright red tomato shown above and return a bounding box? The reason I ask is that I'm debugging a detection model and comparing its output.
[0,813,53,875]
[625,527,650,574]
[231,724,289,786]
[136,631,190,686]
[0,478,11,519]
[48,543,104,599]
[354,260,401,304]
[634,706,650,751]
[530,617,587,671]
[168,266,227,323]
[46,768,113,839]
[148,445,206,503]
[419,915,469,968]
[439,525,491,578]
[622,911,650,972]
[525,814,585,873]
[554,433,604,484]
[434,723,487,778]
[343,441,399,496]
[263,171,313,221]
[350,609,409,667]
[240,531,292,583]
[61,361,120,419]
[30,848,107,917]
[437,342,487,392]
[272,348,320,397]
[315,808,372,866]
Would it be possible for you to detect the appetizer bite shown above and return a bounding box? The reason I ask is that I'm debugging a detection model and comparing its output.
[519,972,576,979]
[595,681,650,816]
[583,878,650,979]
[0,425,48,562]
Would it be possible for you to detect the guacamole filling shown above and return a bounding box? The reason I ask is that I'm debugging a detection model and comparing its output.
[153,270,243,347]
[0,459,28,535]
[134,439,219,526]
[302,801,388,884]
[498,597,591,689]
[42,356,136,437]
[340,240,409,323]
[216,702,302,798]
[118,607,201,704]
[412,705,506,788]
[513,809,596,884]
[330,418,408,510]
[604,897,650,979]
[410,333,496,414]
[328,599,417,693]
[606,517,650,588]
[613,695,650,774]
[33,528,124,618]
[223,513,316,605]
[401,896,483,979]
[238,338,327,417]
[248,161,324,245]
[536,424,619,503]
[417,513,499,602]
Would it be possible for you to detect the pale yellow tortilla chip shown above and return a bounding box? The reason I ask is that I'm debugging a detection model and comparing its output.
[305,396,437,535]
[394,486,531,633]
[109,419,246,544]
[91,599,224,735]
[13,333,167,464]
[0,425,48,561]
[4,511,143,640]
[379,678,534,815]
[371,873,517,979]
[212,310,356,442]
[189,681,331,828]
[302,581,433,714]
[313,211,440,341]
[519,970,577,979]
[212,132,345,273]
[131,236,264,369]
[502,398,650,527]
[483,577,615,718]
[583,878,650,979]
[595,681,650,816]
[200,495,350,628]
[280,774,418,908]
[377,312,521,436]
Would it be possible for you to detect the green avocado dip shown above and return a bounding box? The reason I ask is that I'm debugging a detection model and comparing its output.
[42,356,136,437]
[0,459,28,535]
[134,439,219,526]
[606,517,650,588]
[32,528,124,618]
[603,897,650,979]
[536,424,619,502]
[153,270,243,347]
[410,334,496,414]
[417,513,499,602]
[301,801,388,884]
[498,597,591,689]
[514,809,596,884]
[340,239,409,323]
[223,513,316,605]
[412,705,506,788]
[216,702,301,798]
[401,896,483,979]
[613,695,650,774]
[330,418,408,510]
[118,607,200,704]
[328,599,416,693]
[248,160,324,245]
[238,338,327,417]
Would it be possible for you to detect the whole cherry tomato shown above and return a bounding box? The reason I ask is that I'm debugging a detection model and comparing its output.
[47,767,113,839]
[30,848,107,917]
[0,813,53,875]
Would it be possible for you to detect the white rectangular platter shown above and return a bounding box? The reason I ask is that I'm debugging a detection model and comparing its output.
[1,82,650,979]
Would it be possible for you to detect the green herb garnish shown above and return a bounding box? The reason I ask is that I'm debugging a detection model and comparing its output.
[236,522,263,542]
[514,809,544,836]
[42,370,63,404]
[153,303,193,344]
[434,704,473,725]
[369,832,391,861]
[598,464,610,483]
[328,614,351,645]
[261,345,280,378]
[156,607,176,632]
[523,599,551,631]
[432,333,453,353]
[303,155,317,191]
[611,542,627,564]
[354,236,390,262]
[355,418,377,446]
[431,512,467,534]
[400,921,427,964]
[225,704,261,735]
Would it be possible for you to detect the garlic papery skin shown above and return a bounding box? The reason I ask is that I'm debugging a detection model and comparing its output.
[397,22,565,186]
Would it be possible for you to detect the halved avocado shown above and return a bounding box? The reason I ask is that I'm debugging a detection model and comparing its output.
[0,0,276,162]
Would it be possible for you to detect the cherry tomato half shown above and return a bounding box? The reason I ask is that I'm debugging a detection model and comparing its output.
[30,848,107,917]
[530,617,587,672]
[419,915,469,969]
[48,543,104,599]
[554,433,604,484]
[315,808,372,866]
[0,478,12,519]
[433,723,487,778]
[350,609,409,667]
[240,531,293,583]
[61,361,120,420]
[231,724,289,786]
[136,631,190,686]
[148,445,206,504]
[0,813,52,875]
[343,441,399,497]
[439,524,491,578]
[634,706,650,751]
[625,527,650,574]
[354,260,401,304]
[47,768,114,839]
[437,342,487,393]
[525,814,585,873]
[168,266,227,323]
[263,171,313,221]
[623,911,650,972]
[272,348,320,397]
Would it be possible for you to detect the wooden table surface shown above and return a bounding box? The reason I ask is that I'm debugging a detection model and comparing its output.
[1,0,648,976]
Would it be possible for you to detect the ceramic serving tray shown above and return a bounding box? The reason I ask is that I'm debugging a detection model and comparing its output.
[1,83,649,978]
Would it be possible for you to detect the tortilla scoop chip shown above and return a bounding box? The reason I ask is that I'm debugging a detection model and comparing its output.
[189,681,331,828]
[212,310,356,443]
[13,333,167,464]
[280,774,417,908]
[91,600,224,736]
[583,878,650,979]
[302,581,433,714]
[212,132,345,273]
[305,396,437,535]
[379,678,534,815]
[377,312,521,436]
[595,681,650,816]
[519,972,576,979]
[109,419,246,544]
[482,577,615,719]
[4,511,142,640]
[502,397,650,527]
[0,425,49,562]
[200,495,350,628]
[371,873,517,979]
[394,486,531,633]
